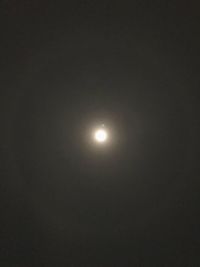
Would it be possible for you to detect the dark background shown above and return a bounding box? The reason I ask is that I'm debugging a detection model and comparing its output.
[1,1,200,266]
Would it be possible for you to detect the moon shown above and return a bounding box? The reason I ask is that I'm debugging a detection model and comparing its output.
[94,128,108,143]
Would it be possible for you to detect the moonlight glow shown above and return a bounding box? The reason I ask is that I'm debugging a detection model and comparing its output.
[94,128,108,143]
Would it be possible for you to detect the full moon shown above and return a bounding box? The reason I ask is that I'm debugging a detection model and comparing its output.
[94,128,108,143]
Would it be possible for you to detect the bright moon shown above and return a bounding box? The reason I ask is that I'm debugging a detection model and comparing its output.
[94,128,108,143]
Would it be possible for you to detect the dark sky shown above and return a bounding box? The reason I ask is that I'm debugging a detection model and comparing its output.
[1,1,200,266]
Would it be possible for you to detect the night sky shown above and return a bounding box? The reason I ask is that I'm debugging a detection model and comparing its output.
[1,1,200,266]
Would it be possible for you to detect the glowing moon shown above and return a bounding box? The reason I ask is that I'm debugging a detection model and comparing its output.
[94,128,108,143]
